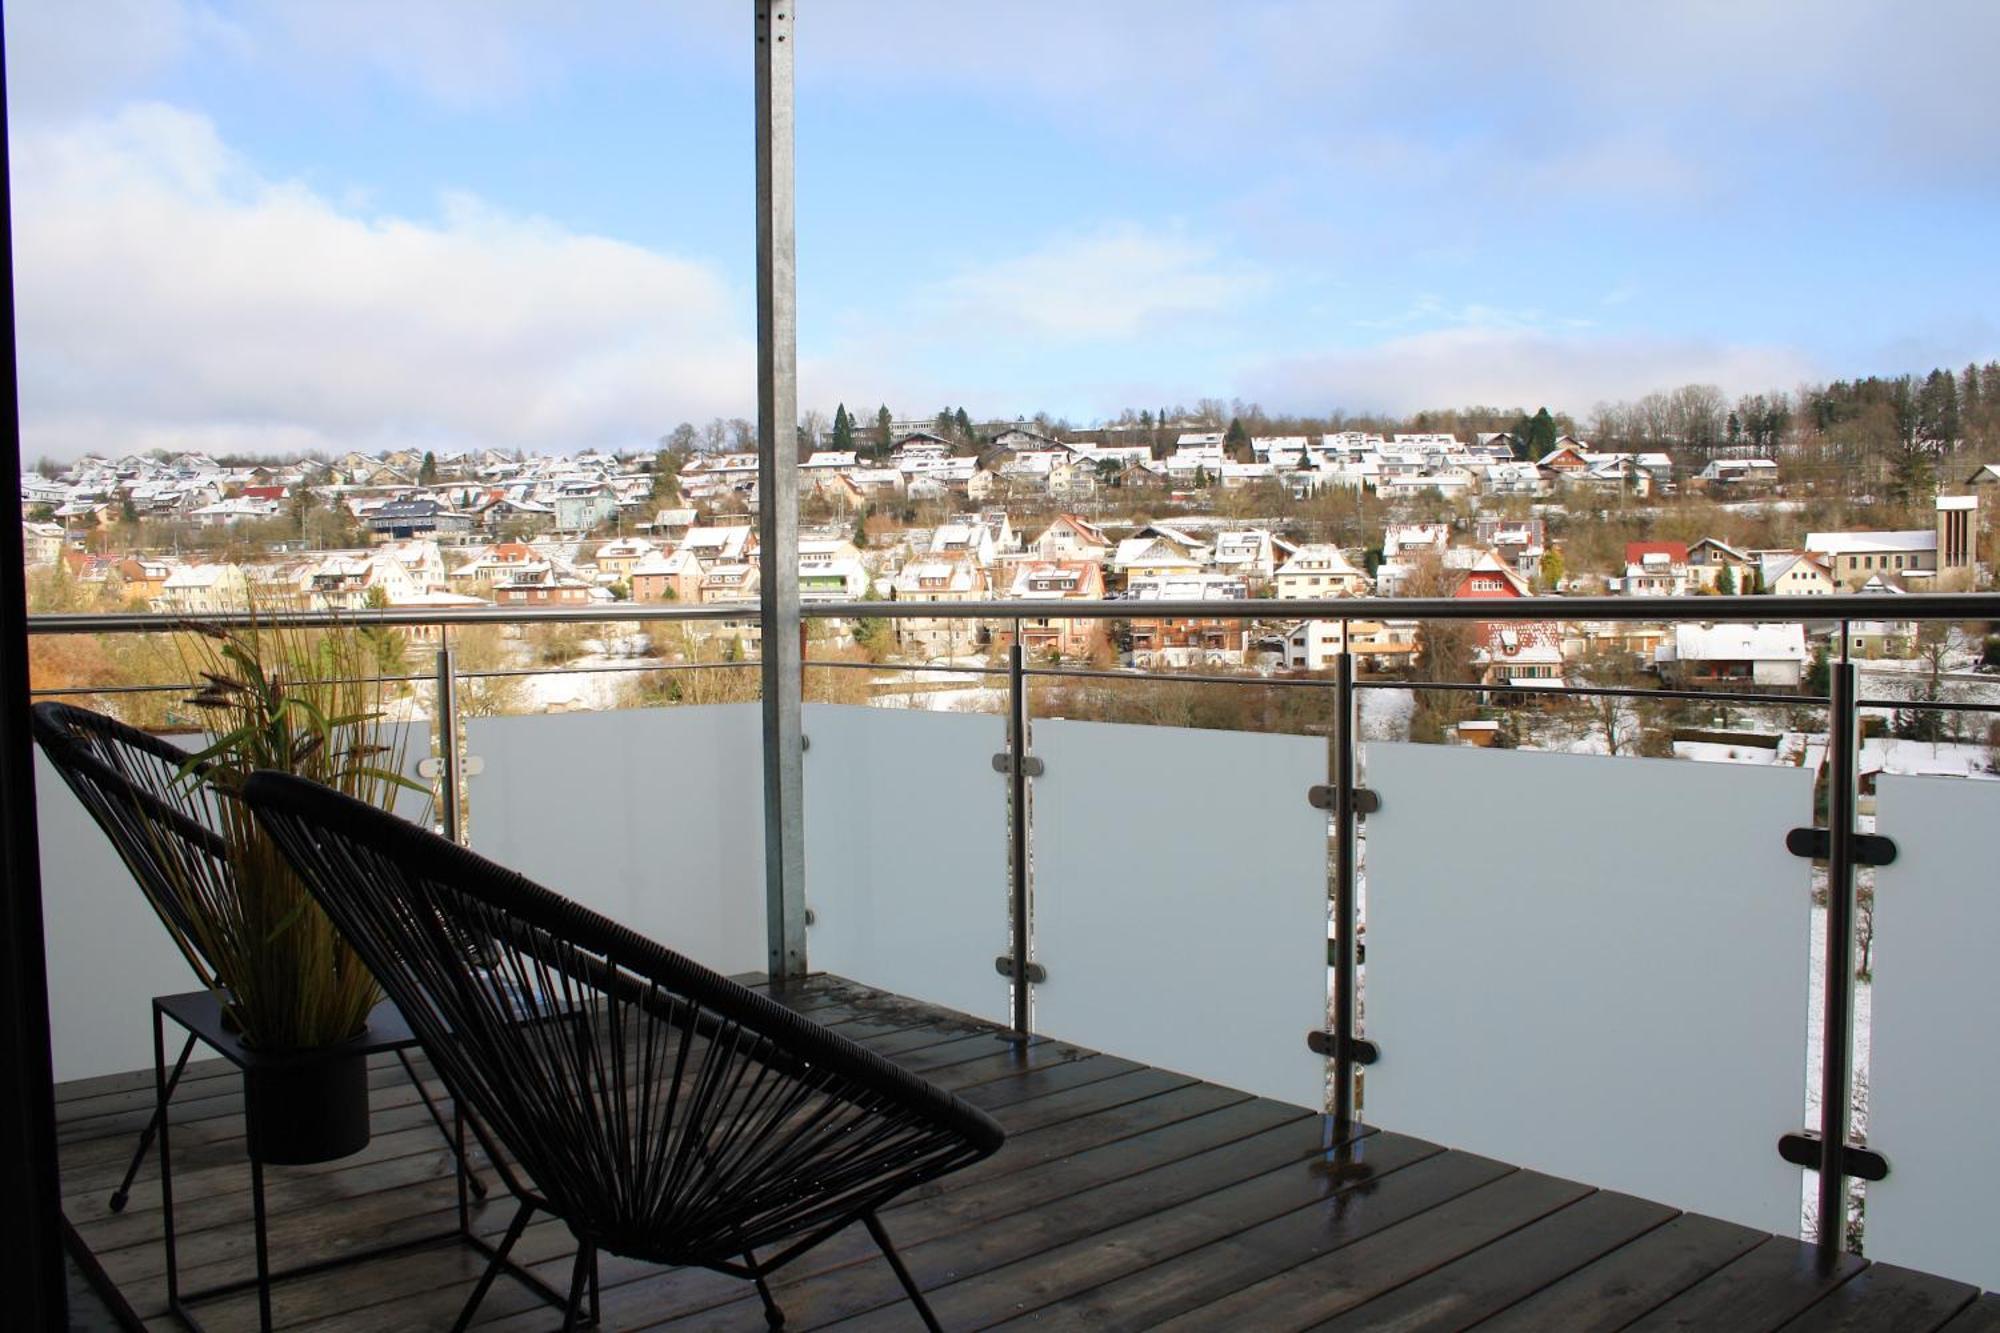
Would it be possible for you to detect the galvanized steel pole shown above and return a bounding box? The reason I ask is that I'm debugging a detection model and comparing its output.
[755,0,807,980]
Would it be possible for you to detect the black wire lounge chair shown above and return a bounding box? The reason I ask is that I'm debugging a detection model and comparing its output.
[242,768,1006,1331]
[29,701,481,1209]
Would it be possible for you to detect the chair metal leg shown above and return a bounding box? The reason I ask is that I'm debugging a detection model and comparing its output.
[451,1200,534,1333]
[747,1248,785,1328]
[396,1048,488,1199]
[111,1032,197,1211]
[863,1211,940,1333]
[560,1242,596,1332]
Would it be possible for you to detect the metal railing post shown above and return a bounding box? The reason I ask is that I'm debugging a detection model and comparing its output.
[1332,636,1359,1129]
[433,639,463,845]
[1818,658,1860,1256]
[1006,627,1033,1041]
[754,0,807,983]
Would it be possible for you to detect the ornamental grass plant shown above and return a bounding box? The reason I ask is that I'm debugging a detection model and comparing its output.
[163,600,423,1050]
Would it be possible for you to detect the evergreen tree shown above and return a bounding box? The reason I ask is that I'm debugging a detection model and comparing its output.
[1506,412,1533,457]
[1918,368,1960,444]
[874,405,892,455]
[1805,642,1830,697]
[1539,547,1565,590]
[1223,417,1251,463]
[650,449,681,503]
[1525,407,1559,460]
[1716,565,1736,595]
[831,403,855,453]
[419,451,438,486]
[953,406,972,441]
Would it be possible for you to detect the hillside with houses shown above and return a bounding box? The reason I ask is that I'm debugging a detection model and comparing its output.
[21,418,2000,774]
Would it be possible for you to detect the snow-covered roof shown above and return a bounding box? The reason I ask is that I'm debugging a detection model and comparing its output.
[1805,530,1936,556]
[1670,622,1808,663]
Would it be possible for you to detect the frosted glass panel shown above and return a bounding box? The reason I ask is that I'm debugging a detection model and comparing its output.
[1866,776,2000,1291]
[1364,743,1811,1233]
[39,749,194,1083]
[468,705,766,976]
[803,705,1009,1023]
[1031,720,1329,1109]
[40,724,432,1083]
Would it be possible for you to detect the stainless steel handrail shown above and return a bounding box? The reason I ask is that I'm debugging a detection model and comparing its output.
[26,589,2000,634]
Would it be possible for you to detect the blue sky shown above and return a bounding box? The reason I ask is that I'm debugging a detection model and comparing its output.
[6,1,1998,458]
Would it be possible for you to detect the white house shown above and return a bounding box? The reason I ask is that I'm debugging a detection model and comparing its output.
[1275,545,1369,598]
[1656,623,1809,690]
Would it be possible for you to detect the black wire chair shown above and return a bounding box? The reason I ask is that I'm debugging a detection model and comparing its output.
[29,701,482,1210]
[242,768,1005,1331]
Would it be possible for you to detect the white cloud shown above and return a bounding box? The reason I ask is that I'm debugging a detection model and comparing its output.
[1245,327,1817,416]
[11,104,753,460]
[923,224,1266,341]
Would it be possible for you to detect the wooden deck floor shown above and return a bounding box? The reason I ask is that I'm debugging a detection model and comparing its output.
[57,974,1998,1332]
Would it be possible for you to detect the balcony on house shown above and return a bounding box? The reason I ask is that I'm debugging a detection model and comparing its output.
[29,596,2000,1330]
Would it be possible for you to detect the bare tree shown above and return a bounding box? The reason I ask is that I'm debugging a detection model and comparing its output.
[1404,551,1477,743]
[800,408,829,453]
[1895,622,1967,746]
[1569,641,1647,756]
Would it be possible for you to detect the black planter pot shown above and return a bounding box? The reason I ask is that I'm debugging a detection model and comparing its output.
[243,1050,372,1165]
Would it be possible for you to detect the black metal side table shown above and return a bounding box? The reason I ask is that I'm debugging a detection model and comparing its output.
[151,990,563,1331]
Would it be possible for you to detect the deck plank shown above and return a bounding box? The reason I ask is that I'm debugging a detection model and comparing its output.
[1154,1169,1593,1331]
[1938,1294,2000,1332]
[838,1130,1444,1330]
[474,1098,1313,1332]
[1623,1235,1868,1332]
[50,973,1991,1332]
[640,1115,1327,1330]
[1309,1188,1677,1331]
[997,1147,1519,1330]
[1471,1211,1769,1332]
[318,1072,1281,1330]
[1777,1262,1981,1333]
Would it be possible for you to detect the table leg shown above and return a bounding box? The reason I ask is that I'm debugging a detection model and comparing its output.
[155,1005,179,1307]
[251,1151,272,1332]
[456,1101,470,1235]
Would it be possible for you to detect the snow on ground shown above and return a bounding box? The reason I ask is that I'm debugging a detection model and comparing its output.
[523,651,660,713]
[873,685,1007,713]
[1674,740,1780,765]
[1358,685,1414,742]
[1798,735,1999,781]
